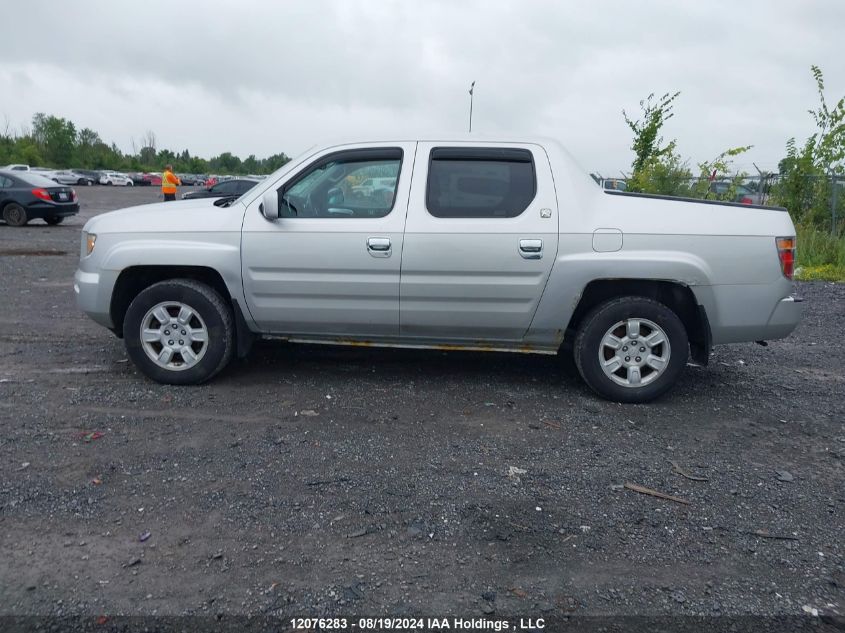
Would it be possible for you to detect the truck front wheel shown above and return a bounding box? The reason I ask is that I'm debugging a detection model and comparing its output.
[123,279,234,385]
[574,296,688,403]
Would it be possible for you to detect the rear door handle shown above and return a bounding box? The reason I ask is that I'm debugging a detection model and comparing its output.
[367,236,392,258]
[518,238,543,259]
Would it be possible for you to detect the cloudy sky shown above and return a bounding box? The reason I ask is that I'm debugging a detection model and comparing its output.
[2,0,843,174]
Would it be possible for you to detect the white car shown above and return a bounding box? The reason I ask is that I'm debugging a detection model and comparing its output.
[3,164,29,171]
[352,176,396,197]
[99,172,133,186]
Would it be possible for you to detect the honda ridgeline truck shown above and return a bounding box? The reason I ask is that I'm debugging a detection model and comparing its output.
[74,136,804,402]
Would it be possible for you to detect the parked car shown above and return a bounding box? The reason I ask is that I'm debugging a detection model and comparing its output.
[143,173,163,186]
[49,170,96,186]
[601,178,627,192]
[178,174,205,186]
[181,178,259,200]
[709,181,760,205]
[3,164,29,171]
[99,172,134,186]
[74,169,105,184]
[0,169,79,226]
[74,136,803,403]
[351,176,396,197]
[127,172,151,186]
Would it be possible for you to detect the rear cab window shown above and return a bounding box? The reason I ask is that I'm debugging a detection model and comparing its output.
[426,147,536,218]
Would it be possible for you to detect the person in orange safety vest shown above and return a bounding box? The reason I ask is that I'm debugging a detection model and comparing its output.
[162,165,181,201]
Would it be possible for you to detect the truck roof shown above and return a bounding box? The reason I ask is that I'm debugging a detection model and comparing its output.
[312,133,566,147]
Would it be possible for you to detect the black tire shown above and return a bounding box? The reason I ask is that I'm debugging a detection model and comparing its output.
[123,279,234,385]
[2,203,28,227]
[44,216,64,226]
[574,296,688,403]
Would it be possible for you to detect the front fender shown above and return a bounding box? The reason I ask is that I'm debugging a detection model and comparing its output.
[98,235,244,301]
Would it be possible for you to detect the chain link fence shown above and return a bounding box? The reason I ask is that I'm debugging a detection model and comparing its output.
[741,173,844,235]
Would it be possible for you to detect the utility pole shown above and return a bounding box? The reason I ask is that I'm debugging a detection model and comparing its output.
[468,81,476,133]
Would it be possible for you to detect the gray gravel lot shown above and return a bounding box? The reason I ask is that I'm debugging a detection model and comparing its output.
[0,187,843,624]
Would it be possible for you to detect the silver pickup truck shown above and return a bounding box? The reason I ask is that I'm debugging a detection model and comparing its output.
[74,136,803,402]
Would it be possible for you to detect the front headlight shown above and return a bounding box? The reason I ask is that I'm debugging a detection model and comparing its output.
[84,232,97,256]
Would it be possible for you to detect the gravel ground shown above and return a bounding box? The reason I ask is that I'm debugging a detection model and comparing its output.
[0,187,843,626]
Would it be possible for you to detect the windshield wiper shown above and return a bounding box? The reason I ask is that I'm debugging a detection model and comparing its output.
[213,195,239,208]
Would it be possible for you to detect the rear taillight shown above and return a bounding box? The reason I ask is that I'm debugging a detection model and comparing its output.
[740,197,753,204]
[776,236,796,280]
[32,188,52,201]
[71,189,77,201]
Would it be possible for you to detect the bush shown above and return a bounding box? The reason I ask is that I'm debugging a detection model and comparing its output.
[795,224,845,281]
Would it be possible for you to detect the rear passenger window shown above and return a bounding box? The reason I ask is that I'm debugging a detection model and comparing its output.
[426,148,536,218]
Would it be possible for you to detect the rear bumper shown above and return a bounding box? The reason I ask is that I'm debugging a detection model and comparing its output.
[26,202,79,219]
[764,295,804,339]
[695,284,805,345]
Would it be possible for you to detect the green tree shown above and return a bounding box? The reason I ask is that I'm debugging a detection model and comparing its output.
[242,154,259,174]
[771,66,845,230]
[261,152,291,172]
[75,127,102,167]
[138,146,157,168]
[690,146,753,200]
[623,91,681,188]
[212,151,242,173]
[32,113,77,166]
[623,92,750,197]
[3,111,291,175]
[624,140,693,196]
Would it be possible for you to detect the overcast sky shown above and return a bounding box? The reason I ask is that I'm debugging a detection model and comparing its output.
[2,0,843,174]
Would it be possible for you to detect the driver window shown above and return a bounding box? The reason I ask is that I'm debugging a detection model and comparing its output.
[280,149,402,219]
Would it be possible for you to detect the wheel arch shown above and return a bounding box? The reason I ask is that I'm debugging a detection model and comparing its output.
[110,266,231,338]
[566,279,711,365]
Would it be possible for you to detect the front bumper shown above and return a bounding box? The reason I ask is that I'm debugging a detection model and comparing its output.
[73,268,116,330]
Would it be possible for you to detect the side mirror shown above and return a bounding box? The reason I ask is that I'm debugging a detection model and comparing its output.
[261,189,279,220]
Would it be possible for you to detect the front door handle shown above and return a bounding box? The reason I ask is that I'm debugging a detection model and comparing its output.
[367,236,392,258]
[519,238,543,259]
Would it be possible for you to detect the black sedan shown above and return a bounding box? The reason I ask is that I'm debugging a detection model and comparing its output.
[0,170,80,226]
[181,178,259,200]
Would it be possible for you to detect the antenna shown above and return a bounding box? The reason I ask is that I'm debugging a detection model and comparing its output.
[468,81,476,133]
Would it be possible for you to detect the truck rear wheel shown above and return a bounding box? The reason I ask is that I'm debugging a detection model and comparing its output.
[123,279,234,385]
[574,296,688,403]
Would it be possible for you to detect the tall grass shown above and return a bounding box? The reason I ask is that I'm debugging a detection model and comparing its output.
[795,224,845,281]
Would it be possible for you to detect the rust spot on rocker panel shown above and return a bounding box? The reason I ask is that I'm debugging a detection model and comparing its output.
[282,337,557,355]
